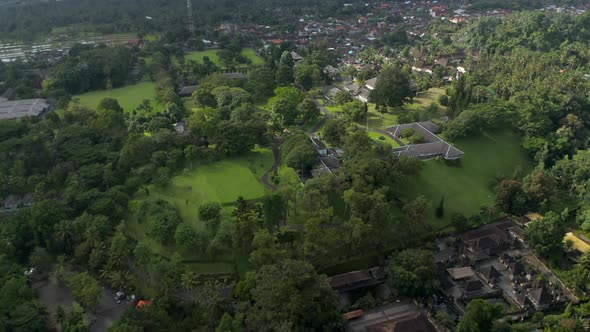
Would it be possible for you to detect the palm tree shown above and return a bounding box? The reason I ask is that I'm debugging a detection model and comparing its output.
[54,220,74,253]
[181,271,200,290]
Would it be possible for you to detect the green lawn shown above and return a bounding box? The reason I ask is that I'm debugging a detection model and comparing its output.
[356,103,399,130]
[182,48,263,67]
[74,81,160,113]
[124,148,273,271]
[403,131,534,230]
[406,87,447,112]
[367,130,401,147]
[142,147,273,229]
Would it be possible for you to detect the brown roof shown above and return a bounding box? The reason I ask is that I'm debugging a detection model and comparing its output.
[366,312,437,332]
[447,266,475,280]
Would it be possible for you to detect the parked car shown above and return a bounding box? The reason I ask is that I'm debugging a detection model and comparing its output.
[114,291,126,303]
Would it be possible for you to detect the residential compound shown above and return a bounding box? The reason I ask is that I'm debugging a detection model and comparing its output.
[435,219,576,315]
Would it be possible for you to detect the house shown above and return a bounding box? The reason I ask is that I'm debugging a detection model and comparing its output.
[327,267,386,292]
[478,265,502,287]
[357,88,371,103]
[346,301,437,332]
[411,62,434,74]
[508,226,525,242]
[387,121,464,160]
[499,253,514,266]
[178,85,198,97]
[462,280,484,296]
[365,77,379,90]
[508,261,525,281]
[290,51,304,62]
[0,98,50,120]
[364,312,437,332]
[323,85,342,102]
[447,266,475,280]
[527,287,554,310]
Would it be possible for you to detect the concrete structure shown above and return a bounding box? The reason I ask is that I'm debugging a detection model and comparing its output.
[0,97,50,120]
[387,121,464,160]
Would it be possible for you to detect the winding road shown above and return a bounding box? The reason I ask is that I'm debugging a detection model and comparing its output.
[259,93,333,191]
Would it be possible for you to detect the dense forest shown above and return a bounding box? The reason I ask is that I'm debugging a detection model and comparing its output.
[4,0,590,330]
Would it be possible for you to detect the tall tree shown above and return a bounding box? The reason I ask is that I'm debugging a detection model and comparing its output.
[525,211,566,258]
[388,249,439,296]
[241,260,342,331]
[369,64,414,109]
[457,299,503,332]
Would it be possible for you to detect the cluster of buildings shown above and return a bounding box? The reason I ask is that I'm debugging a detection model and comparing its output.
[436,218,575,316]
[324,216,578,331]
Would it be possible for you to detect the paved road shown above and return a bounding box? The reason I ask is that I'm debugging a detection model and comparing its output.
[259,93,332,192]
[309,97,333,135]
[260,145,281,191]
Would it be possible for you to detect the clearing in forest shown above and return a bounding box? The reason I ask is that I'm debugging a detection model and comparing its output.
[74,81,160,113]
[132,147,273,229]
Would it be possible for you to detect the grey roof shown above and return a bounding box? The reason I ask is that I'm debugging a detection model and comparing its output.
[178,85,198,96]
[323,85,342,99]
[479,265,501,282]
[290,51,304,61]
[0,98,49,120]
[358,88,371,101]
[343,82,361,93]
[387,121,464,160]
[327,267,385,289]
[365,77,379,90]
[320,155,340,170]
[529,287,553,306]
[310,136,327,151]
[222,72,248,80]
[392,142,464,160]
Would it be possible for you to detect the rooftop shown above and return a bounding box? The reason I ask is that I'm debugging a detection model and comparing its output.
[0,98,49,120]
[447,266,475,280]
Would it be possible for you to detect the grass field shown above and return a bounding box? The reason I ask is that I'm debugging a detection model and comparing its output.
[74,81,160,113]
[182,48,264,67]
[142,147,273,228]
[403,131,534,229]
[124,148,273,274]
[367,130,401,147]
[406,87,446,112]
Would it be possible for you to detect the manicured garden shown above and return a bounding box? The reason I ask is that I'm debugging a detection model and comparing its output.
[403,131,534,229]
[74,81,160,113]
[367,130,401,147]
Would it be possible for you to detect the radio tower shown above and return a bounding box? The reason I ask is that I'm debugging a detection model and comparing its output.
[186,0,195,35]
